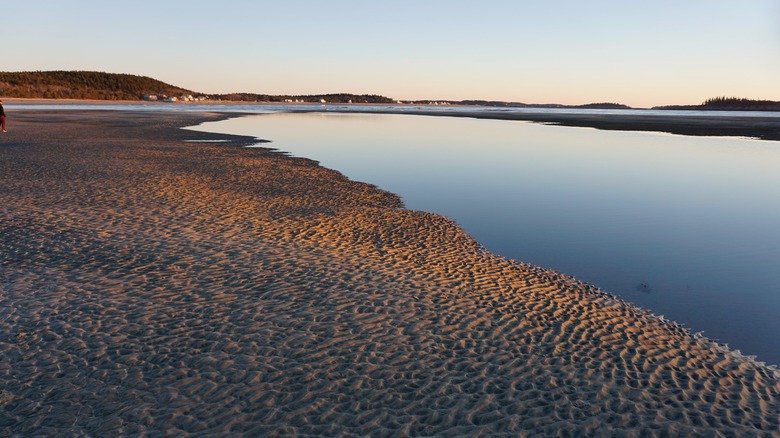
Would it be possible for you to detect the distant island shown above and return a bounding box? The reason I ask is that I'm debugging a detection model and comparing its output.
[452,100,631,110]
[653,97,780,112]
[1,71,778,111]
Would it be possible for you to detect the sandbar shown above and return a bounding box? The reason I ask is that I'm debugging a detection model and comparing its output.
[1,110,778,435]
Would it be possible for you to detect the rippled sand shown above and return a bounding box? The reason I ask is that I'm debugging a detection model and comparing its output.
[1,111,778,436]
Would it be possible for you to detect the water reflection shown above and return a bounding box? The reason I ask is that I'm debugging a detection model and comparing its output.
[193,112,780,365]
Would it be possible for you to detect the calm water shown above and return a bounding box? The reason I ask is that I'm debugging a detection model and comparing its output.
[193,112,780,365]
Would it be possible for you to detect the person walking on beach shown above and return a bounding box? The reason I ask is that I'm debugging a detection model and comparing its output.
[0,99,6,133]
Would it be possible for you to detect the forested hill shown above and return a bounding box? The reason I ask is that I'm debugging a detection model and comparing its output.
[0,71,195,100]
[653,97,780,111]
[0,71,396,103]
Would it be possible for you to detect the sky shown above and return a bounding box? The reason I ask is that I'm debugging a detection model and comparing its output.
[2,0,779,107]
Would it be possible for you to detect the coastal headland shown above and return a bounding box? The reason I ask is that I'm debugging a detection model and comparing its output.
[1,111,778,435]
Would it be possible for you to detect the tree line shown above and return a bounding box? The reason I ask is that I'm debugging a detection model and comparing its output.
[700,97,780,111]
[0,71,396,103]
[0,71,193,100]
[212,92,395,104]
[654,97,780,111]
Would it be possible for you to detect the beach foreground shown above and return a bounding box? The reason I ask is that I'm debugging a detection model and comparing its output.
[1,111,778,435]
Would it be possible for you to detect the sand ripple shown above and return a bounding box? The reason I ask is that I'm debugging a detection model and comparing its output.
[1,111,778,436]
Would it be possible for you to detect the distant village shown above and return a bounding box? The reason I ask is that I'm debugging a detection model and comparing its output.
[142,94,208,103]
[141,94,451,105]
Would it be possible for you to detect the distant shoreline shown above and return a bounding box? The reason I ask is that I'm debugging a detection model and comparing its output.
[4,72,779,112]
[8,98,780,141]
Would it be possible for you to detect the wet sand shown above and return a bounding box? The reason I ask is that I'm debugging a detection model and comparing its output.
[1,111,778,435]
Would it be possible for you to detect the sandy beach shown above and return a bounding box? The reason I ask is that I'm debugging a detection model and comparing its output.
[1,110,778,435]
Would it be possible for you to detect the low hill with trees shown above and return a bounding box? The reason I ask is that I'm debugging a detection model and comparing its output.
[653,97,780,111]
[0,71,396,103]
[574,102,631,110]
[0,71,195,100]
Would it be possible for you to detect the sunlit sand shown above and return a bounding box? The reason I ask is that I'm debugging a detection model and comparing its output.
[1,111,777,435]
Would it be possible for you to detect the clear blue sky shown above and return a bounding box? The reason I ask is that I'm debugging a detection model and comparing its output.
[3,0,778,107]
